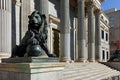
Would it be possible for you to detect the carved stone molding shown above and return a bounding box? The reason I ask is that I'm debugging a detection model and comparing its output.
[94,9,101,15]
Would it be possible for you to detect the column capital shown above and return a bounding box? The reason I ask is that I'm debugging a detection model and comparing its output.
[12,0,21,6]
[87,1,94,7]
[16,0,21,6]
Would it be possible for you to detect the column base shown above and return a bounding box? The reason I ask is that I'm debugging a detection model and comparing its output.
[88,58,95,62]
[0,52,11,63]
[96,59,102,62]
[0,52,11,58]
[76,58,88,63]
[60,57,71,62]
[0,62,65,80]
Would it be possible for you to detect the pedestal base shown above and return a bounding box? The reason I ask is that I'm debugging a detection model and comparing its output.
[0,62,65,80]
[2,57,59,63]
[0,57,64,80]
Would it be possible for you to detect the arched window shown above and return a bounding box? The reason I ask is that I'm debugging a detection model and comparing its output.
[106,33,108,41]
[101,30,104,39]
[102,50,105,60]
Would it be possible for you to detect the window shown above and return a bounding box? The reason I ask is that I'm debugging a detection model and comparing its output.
[102,50,105,60]
[106,52,109,60]
[106,33,108,41]
[101,30,104,39]
[105,20,107,24]
[101,16,104,19]
[52,29,60,57]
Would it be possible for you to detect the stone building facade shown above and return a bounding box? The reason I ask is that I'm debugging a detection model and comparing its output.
[0,0,110,62]
[105,8,120,54]
[100,13,110,62]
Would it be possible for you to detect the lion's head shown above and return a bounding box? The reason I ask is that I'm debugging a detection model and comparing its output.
[28,11,46,30]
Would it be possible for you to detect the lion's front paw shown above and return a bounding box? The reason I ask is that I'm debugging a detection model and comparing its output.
[28,38,39,45]
[48,54,56,57]
[32,38,39,45]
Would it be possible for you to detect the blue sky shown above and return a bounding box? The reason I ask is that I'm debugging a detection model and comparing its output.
[101,0,120,11]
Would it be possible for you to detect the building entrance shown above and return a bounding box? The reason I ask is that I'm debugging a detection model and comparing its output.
[52,29,60,57]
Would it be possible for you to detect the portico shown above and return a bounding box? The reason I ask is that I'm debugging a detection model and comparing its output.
[0,0,108,62]
[59,0,103,62]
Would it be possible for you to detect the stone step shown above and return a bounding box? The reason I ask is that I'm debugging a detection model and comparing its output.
[80,70,118,80]
[64,64,111,71]
[65,64,111,70]
[64,66,100,73]
[62,63,120,80]
[63,67,111,76]
[64,70,119,80]
[90,71,120,80]
[64,65,112,75]
[64,69,113,80]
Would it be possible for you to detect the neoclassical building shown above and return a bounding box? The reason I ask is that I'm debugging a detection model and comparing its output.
[0,0,110,62]
[105,8,120,54]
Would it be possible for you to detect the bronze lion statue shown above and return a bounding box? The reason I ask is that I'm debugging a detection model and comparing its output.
[11,11,56,57]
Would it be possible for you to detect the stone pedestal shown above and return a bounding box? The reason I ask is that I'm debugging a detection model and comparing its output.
[2,57,59,63]
[0,57,64,80]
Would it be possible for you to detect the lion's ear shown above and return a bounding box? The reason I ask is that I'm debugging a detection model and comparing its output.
[42,14,46,19]
[28,15,31,19]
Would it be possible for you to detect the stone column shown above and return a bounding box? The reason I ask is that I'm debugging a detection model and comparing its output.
[12,0,21,49]
[95,9,102,62]
[60,0,71,61]
[77,0,87,62]
[88,2,95,62]
[70,18,76,60]
[0,0,11,60]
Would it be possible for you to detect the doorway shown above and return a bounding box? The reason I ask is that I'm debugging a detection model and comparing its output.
[52,29,60,57]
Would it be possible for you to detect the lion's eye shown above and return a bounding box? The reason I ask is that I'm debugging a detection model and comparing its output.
[28,16,31,19]
[35,16,38,18]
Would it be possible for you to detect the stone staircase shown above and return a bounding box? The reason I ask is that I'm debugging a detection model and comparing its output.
[62,62,120,80]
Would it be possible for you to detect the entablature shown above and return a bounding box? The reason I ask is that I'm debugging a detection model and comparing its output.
[85,0,102,10]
